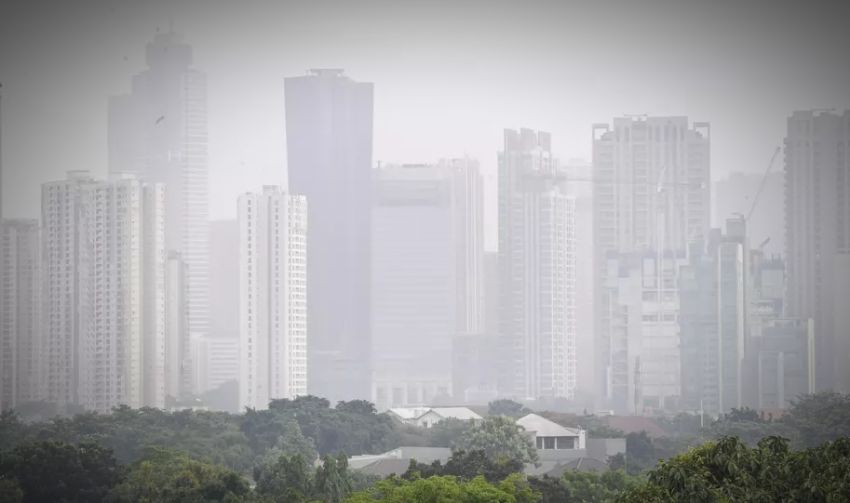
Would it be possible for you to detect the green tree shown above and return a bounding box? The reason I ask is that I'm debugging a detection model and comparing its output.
[781,391,850,448]
[455,416,538,464]
[403,449,524,483]
[254,454,313,503]
[488,399,530,418]
[108,448,251,503]
[314,454,353,503]
[345,474,538,503]
[0,441,125,503]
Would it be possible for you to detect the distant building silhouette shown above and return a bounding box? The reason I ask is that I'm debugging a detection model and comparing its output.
[285,69,373,402]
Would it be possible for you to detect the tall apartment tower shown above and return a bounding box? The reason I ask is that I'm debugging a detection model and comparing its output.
[285,69,373,402]
[592,116,710,406]
[370,161,484,409]
[0,219,42,410]
[498,129,577,400]
[784,110,850,391]
[238,186,308,410]
[108,31,209,350]
[164,251,191,401]
[42,172,166,411]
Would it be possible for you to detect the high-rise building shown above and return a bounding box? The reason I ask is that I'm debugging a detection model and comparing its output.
[370,161,484,409]
[108,30,210,348]
[784,110,850,391]
[604,252,685,414]
[42,172,166,411]
[679,218,748,416]
[193,335,239,397]
[238,186,308,410]
[285,69,373,402]
[592,116,710,407]
[164,251,191,401]
[0,219,42,410]
[498,129,576,400]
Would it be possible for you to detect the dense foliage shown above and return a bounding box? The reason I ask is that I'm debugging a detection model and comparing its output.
[1,392,850,501]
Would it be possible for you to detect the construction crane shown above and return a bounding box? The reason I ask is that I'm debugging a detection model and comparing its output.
[747,146,781,222]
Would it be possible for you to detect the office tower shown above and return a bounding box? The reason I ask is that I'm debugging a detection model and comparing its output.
[238,186,307,410]
[0,219,42,410]
[42,172,166,411]
[498,129,576,400]
[164,251,191,401]
[592,116,710,406]
[714,171,784,256]
[108,30,210,347]
[603,252,685,414]
[742,319,814,411]
[784,110,850,391]
[370,161,484,409]
[285,69,373,402]
[193,335,239,396]
[679,218,748,416]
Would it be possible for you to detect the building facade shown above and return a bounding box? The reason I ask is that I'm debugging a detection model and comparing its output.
[108,30,210,349]
[238,186,308,409]
[498,129,576,400]
[0,219,42,410]
[42,172,166,411]
[285,69,373,402]
[370,161,483,409]
[592,116,710,408]
[784,110,850,391]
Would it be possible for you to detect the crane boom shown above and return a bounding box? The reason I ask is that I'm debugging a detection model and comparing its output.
[747,146,781,221]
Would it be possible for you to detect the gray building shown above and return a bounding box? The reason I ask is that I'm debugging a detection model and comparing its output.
[784,110,850,391]
[285,69,373,402]
[370,161,483,409]
[742,319,814,411]
[108,31,210,347]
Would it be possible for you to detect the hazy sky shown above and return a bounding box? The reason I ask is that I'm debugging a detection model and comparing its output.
[2,0,849,248]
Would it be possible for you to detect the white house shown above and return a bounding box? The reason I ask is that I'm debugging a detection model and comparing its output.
[387,406,482,428]
[517,413,586,450]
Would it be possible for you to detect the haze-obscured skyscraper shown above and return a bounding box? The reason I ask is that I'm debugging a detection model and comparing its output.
[108,30,210,347]
[370,161,483,409]
[285,69,373,402]
[42,172,166,412]
[0,219,42,410]
[498,129,576,400]
[784,110,850,391]
[238,186,308,410]
[592,116,710,407]
[714,171,784,256]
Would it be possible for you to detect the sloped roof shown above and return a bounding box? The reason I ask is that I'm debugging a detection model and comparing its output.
[517,413,582,437]
[429,407,482,421]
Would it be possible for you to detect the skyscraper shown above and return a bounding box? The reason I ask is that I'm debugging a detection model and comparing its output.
[238,186,308,410]
[498,129,576,400]
[42,172,166,411]
[370,161,484,409]
[784,110,850,391]
[285,69,373,402]
[0,219,42,410]
[108,30,210,353]
[592,116,710,407]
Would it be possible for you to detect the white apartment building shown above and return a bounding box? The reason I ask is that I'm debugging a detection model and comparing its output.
[370,161,484,409]
[0,219,42,410]
[238,186,307,409]
[592,116,710,406]
[42,172,166,412]
[498,129,577,400]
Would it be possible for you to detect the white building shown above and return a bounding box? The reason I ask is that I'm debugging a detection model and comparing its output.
[109,30,210,351]
[42,172,166,411]
[193,335,239,394]
[604,252,686,415]
[0,219,42,410]
[517,413,586,450]
[592,117,710,407]
[238,186,307,409]
[370,161,484,409]
[165,251,191,401]
[498,129,576,400]
[387,406,482,428]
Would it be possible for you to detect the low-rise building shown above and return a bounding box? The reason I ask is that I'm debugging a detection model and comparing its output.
[387,406,482,428]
